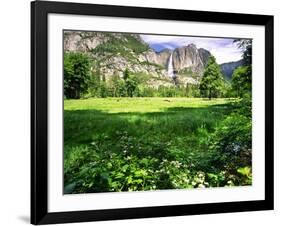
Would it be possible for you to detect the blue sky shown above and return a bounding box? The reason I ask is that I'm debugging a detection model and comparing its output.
[140,34,244,64]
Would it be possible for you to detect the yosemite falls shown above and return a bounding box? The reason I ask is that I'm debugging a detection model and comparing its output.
[167,53,176,78]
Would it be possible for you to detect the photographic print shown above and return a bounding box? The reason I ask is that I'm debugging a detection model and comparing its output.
[31,1,273,224]
[63,31,252,194]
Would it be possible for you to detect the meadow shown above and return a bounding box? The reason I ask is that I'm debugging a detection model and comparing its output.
[64,97,252,194]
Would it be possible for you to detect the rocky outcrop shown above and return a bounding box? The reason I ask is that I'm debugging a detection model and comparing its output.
[142,49,171,67]
[172,44,211,74]
[198,48,212,66]
[64,31,110,52]
[98,55,167,79]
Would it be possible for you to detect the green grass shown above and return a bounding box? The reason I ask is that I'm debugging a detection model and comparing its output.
[64,98,234,145]
[64,97,249,193]
[64,97,233,113]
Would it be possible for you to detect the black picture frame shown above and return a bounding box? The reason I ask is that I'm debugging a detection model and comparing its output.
[31,0,274,224]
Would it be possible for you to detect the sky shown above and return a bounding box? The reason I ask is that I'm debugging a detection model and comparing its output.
[140,34,245,64]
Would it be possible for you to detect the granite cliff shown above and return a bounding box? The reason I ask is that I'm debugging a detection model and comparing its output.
[64,31,241,87]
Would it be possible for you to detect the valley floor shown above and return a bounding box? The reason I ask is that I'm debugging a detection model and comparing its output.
[64,97,251,193]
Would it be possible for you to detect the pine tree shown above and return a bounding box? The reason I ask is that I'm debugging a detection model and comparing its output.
[123,68,130,80]
[199,56,224,99]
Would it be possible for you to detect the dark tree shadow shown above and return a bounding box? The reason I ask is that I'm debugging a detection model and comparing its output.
[63,101,236,148]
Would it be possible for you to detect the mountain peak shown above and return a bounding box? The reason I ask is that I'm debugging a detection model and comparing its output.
[171,44,211,74]
[186,43,197,48]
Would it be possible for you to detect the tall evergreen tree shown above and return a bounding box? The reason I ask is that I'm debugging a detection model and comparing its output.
[199,56,224,99]
[64,52,91,99]
[123,68,130,80]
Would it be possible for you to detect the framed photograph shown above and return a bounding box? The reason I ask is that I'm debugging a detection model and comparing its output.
[31,0,274,224]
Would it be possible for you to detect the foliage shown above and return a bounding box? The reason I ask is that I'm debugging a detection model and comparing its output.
[87,70,101,97]
[86,75,205,98]
[64,98,252,193]
[199,56,225,99]
[64,52,91,99]
[205,96,252,186]
[123,68,130,81]
[123,69,139,97]
[232,39,252,99]
[231,66,252,97]
[220,82,234,98]
[107,74,127,97]
[125,78,139,97]
[208,113,251,163]
[234,39,252,65]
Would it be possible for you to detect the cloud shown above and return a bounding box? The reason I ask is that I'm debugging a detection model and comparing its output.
[140,34,244,64]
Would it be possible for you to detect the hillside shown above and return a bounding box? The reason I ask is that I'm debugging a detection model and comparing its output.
[220,60,243,80]
[64,31,241,87]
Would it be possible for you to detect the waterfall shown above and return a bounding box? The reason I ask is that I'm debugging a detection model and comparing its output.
[167,53,175,78]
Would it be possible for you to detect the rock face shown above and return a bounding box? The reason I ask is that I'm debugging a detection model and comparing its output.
[64,31,109,52]
[220,60,243,80]
[64,31,217,87]
[198,48,212,66]
[143,49,171,67]
[64,31,169,80]
[172,44,211,74]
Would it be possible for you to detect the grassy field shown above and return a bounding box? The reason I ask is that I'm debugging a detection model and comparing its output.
[64,98,233,145]
[64,97,251,193]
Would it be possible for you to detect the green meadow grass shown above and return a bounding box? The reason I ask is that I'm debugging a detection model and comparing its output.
[64,97,232,112]
[64,98,234,143]
[64,97,240,193]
